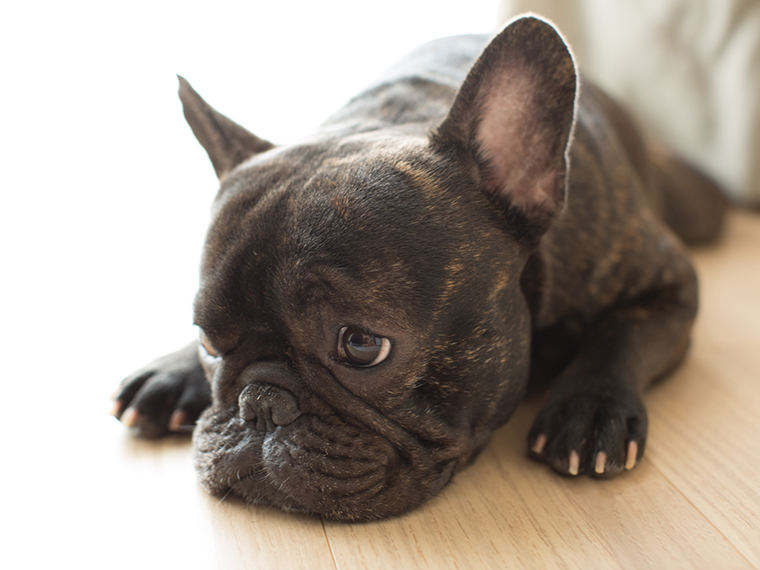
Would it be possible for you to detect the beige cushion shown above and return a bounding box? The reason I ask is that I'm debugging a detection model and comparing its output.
[499,0,760,205]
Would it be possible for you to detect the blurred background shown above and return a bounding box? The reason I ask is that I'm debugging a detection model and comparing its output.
[502,0,760,208]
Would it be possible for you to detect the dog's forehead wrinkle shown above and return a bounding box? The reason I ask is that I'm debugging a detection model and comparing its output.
[200,135,517,347]
[163,17,714,522]
[277,257,420,328]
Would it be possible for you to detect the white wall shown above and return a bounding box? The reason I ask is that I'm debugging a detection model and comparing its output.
[0,0,499,421]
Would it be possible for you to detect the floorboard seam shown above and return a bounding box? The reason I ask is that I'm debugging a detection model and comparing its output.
[646,458,758,569]
[321,517,341,570]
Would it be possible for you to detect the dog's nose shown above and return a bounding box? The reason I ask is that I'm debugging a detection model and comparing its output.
[238,382,301,430]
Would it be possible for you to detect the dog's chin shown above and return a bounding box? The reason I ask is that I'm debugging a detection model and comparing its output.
[192,409,454,521]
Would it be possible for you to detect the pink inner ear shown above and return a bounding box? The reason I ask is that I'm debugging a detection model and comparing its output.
[476,73,562,215]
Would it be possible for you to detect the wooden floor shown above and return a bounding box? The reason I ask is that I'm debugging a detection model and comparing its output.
[10,211,759,570]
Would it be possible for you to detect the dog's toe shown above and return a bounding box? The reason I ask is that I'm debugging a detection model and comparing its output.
[110,343,211,438]
[528,389,647,478]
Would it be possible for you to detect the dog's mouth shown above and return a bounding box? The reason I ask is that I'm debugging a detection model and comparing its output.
[193,408,454,521]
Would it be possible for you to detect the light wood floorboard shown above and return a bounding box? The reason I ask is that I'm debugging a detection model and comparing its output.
[7,211,757,570]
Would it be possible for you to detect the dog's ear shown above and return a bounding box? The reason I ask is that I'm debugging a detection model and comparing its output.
[433,16,577,242]
[178,76,275,180]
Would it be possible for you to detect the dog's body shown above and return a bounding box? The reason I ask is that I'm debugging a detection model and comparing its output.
[112,18,725,521]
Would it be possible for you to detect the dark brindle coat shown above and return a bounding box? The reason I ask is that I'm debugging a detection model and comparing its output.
[112,17,725,521]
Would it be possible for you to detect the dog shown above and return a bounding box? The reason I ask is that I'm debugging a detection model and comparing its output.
[111,16,726,521]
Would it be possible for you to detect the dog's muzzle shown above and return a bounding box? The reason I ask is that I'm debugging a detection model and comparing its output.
[238,382,301,430]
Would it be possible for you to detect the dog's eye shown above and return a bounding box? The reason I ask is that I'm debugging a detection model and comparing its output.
[337,326,391,367]
[199,331,219,358]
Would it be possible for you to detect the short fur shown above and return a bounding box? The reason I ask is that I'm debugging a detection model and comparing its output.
[113,17,725,521]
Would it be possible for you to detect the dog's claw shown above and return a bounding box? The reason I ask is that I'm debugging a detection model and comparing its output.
[595,451,607,474]
[532,433,547,455]
[568,450,580,476]
[528,389,647,478]
[121,407,139,428]
[169,409,187,432]
[111,342,211,438]
[626,440,638,470]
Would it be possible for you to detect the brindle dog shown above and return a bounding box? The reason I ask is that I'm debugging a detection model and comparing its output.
[111,16,725,521]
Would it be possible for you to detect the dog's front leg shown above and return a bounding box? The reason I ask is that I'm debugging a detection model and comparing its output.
[111,341,211,437]
[527,257,698,478]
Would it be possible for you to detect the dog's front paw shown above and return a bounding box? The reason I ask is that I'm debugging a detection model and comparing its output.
[527,389,647,478]
[110,342,210,438]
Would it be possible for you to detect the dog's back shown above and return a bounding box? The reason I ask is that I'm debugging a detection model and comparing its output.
[113,18,728,518]
[326,30,727,384]
[327,33,727,248]
[580,81,727,245]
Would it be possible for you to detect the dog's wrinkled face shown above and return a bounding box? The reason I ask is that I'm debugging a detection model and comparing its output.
[191,137,531,520]
[180,16,576,520]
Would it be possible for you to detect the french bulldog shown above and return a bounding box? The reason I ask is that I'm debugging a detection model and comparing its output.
[111,16,726,521]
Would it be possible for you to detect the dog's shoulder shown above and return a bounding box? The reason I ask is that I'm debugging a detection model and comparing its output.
[531,79,697,329]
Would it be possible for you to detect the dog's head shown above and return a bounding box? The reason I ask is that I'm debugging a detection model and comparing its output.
[182,16,576,521]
